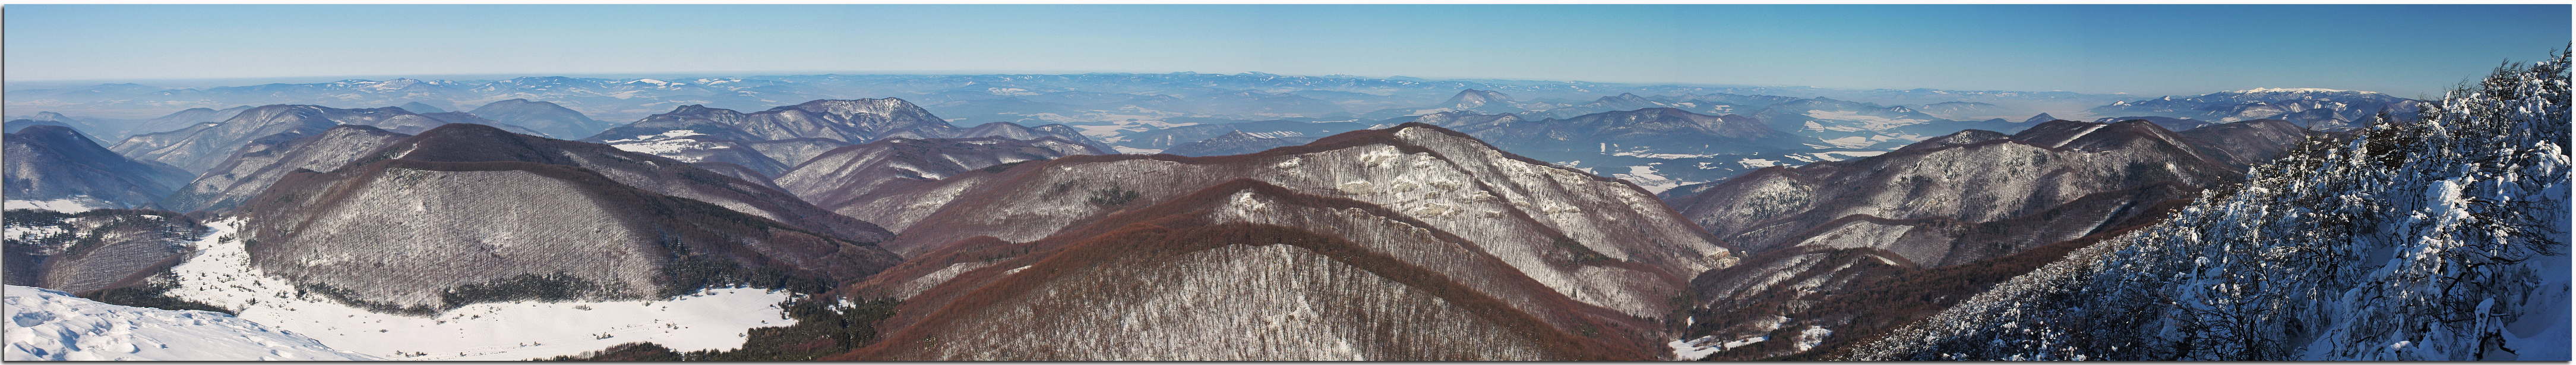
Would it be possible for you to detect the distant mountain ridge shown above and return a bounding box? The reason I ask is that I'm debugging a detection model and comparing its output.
[579,98,1116,184]
[2084,88,2419,130]
[5,125,194,209]
[106,104,542,174]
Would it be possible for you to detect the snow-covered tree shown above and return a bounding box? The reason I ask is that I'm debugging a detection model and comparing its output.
[1847,50,2571,361]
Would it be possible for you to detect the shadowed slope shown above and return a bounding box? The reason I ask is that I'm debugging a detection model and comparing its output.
[5,125,194,209]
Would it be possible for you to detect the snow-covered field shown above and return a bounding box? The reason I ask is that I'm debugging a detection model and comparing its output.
[1611,165,1686,193]
[4,199,102,213]
[5,285,381,361]
[155,219,798,360]
[602,130,728,161]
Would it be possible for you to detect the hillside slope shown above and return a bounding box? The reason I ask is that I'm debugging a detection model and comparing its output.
[1848,51,2571,361]
[4,125,195,209]
[817,123,1734,360]
[157,125,410,213]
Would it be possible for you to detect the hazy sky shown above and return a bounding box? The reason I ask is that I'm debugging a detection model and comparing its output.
[5,4,2566,97]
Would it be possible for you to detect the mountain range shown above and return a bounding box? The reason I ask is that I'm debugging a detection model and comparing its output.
[2084,88,2420,131]
[820,123,1733,360]
[1660,118,2326,360]
[2,65,2557,361]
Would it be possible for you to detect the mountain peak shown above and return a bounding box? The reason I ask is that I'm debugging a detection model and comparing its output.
[2022,113,2059,124]
[1442,89,1516,109]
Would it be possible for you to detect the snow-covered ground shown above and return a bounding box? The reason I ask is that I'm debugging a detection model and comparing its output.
[1667,337,1721,360]
[4,199,102,213]
[157,219,798,360]
[1611,165,1686,193]
[1795,326,1834,352]
[1846,55,2572,361]
[602,130,734,162]
[1784,151,1886,163]
[5,285,381,361]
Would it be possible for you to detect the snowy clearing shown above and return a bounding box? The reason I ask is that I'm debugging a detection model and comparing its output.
[160,219,797,360]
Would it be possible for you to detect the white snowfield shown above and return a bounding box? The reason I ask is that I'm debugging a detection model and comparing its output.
[4,199,102,213]
[4,285,381,361]
[153,218,798,360]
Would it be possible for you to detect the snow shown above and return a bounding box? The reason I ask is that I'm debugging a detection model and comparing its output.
[1611,165,1689,193]
[608,139,729,160]
[1667,336,1723,360]
[159,219,798,360]
[1669,332,1776,360]
[4,199,101,213]
[4,224,67,243]
[1781,151,1887,163]
[1112,146,1164,155]
[1737,159,1782,169]
[1610,149,1728,159]
[5,285,381,361]
[1796,326,1834,351]
[603,130,729,161]
[1818,136,1886,149]
[1847,55,2571,361]
[600,129,707,144]
[2050,124,2106,147]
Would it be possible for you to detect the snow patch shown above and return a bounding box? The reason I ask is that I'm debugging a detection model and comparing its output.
[1796,326,1834,351]
[4,198,102,213]
[1612,165,1688,193]
[2052,124,2106,148]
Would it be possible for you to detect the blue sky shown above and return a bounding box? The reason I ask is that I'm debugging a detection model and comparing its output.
[5,4,2566,97]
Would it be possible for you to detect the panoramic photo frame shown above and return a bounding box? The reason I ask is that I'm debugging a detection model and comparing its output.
[2,4,2568,361]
